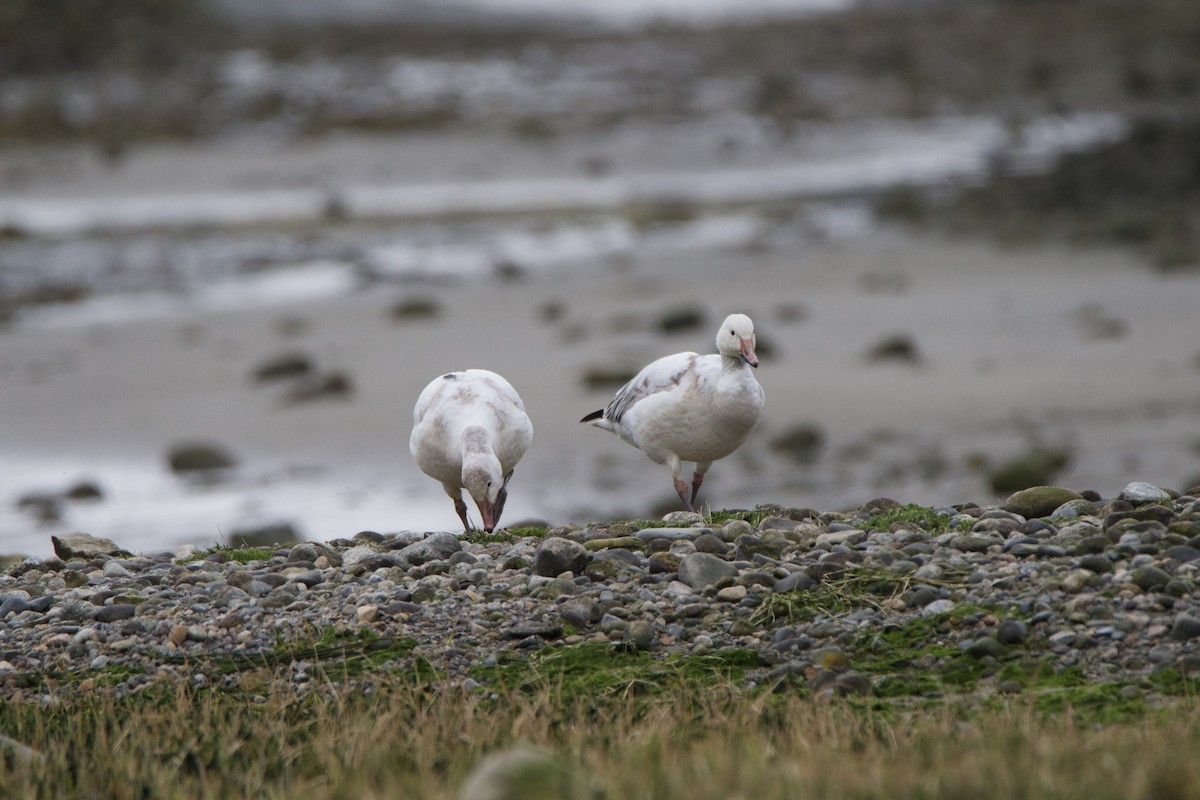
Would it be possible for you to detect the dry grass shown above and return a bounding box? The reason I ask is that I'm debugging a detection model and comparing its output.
[4,670,1200,799]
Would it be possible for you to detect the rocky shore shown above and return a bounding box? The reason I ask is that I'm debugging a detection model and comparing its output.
[4,481,1200,707]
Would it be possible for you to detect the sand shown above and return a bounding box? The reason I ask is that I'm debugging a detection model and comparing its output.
[3,219,1199,558]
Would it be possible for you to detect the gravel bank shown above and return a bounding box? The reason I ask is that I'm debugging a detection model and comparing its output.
[4,480,1200,706]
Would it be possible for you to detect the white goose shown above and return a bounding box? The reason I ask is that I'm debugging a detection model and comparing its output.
[581,313,765,512]
[411,369,533,532]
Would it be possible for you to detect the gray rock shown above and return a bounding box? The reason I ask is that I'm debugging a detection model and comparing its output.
[634,527,713,543]
[103,560,133,578]
[167,441,237,474]
[624,620,657,651]
[923,599,957,616]
[678,552,738,589]
[1119,482,1172,505]
[947,535,1000,553]
[694,532,730,554]
[1163,545,1200,563]
[0,597,30,618]
[1078,555,1114,574]
[1131,565,1172,590]
[1050,499,1096,521]
[1170,614,1200,641]
[252,352,313,382]
[287,543,320,563]
[996,619,1029,645]
[341,547,405,573]
[227,522,299,549]
[534,537,589,578]
[965,637,1004,658]
[93,604,137,623]
[51,532,132,561]
[773,572,818,593]
[398,533,462,566]
[560,599,599,629]
[1003,486,1083,519]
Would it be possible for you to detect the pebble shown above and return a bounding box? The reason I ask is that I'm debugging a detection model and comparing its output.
[2,490,1199,702]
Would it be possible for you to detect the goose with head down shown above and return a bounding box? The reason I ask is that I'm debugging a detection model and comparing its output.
[581,313,765,513]
[411,369,533,532]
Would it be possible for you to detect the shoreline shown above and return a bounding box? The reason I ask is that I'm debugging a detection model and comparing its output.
[3,230,1200,558]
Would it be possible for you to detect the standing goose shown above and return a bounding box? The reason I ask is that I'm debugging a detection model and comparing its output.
[411,369,533,532]
[581,313,765,512]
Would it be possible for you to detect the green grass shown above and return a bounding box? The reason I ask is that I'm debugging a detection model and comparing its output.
[860,503,966,533]
[470,642,760,707]
[178,544,280,564]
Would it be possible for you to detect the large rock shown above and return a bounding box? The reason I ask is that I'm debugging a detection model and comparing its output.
[397,532,462,565]
[678,552,738,589]
[1003,486,1084,519]
[988,447,1071,493]
[1119,482,1172,505]
[227,523,300,549]
[167,441,237,474]
[51,532,131,561]
[534,537,589,577]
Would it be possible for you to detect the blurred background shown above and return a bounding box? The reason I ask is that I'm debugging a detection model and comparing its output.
[2,0,1199,557]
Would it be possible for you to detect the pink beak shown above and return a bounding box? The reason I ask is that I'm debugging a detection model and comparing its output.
[478,499,496,532]
[740,337,759,368]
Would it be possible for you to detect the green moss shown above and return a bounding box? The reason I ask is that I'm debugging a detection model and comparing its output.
[178,544,279,565]
[861,503,958,533]
[752,564,972,627]
[471,642,760,705]
[705,508,773,528]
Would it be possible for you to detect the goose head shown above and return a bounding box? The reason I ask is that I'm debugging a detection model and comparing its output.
[462,453,503,532]
[716,313,759,368]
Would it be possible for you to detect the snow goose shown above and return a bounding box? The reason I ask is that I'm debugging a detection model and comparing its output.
[411,369,533,532]
[581,313,765,512]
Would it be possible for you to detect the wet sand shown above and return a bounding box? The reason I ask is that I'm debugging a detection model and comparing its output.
[3,223,1199,558]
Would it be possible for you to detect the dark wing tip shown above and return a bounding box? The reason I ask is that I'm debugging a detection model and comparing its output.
[579,409,604,423]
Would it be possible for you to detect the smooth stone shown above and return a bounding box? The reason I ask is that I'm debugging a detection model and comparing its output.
[102,561,133,578]
[624,620,657,651]
[534,538,589,578]
[1131,565,1172,590]
[1078,555,1114,574]
[922,599,957,616]
[773,572,817,593]
[965,637,1004,658]
[1163,545,1200,563]
[947,535,1000,553]
[583,536,645,552]
[634,527,714,543]
[677,553,739,589]
[93,604,137,623]
[398,533,462,566]
[51,533,132,561]
[717,585,748,602]
[996,619,1029,645]
[0,597,30,618]
[1003,486,1083,519]
[694,533,730,554]
[1170,615,1200,641]
[1120,482,1172,505]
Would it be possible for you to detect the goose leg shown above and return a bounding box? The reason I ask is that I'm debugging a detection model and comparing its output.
[668,455,694,512]
[453,496,473,532]
[690,462,712,509]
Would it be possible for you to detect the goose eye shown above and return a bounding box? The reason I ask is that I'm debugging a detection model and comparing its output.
[729,329,735,335]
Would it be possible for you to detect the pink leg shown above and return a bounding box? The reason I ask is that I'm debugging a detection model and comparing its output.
[690,462,712,509]
[674,478,695,513]
[454,496,473,532]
